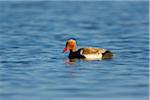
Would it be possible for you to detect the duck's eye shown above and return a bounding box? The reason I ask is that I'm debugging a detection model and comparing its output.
[69,44,75,48]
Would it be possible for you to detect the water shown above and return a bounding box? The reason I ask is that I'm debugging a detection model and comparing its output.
[0,1,149,100]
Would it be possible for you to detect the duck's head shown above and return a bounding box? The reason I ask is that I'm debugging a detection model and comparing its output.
[63,39,77,53]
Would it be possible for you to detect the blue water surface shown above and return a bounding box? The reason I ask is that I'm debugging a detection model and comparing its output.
[0,1,149,100]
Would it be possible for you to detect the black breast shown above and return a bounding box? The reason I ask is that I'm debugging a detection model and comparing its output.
[69,49,85,59]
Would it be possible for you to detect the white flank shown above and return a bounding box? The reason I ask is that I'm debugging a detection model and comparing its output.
[83,54,102,60]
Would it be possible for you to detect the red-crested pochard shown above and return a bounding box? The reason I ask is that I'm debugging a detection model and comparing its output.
[63,39,113,60]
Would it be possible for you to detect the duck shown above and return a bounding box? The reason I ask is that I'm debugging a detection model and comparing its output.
[63,39,113,60]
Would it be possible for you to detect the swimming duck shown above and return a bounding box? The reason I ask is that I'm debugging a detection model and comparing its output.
[63,39,113,60]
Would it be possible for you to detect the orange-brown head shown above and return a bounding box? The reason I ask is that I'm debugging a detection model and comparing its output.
[63,39,77,53]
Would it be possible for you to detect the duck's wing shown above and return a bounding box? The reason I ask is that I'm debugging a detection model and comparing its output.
[80,47,106,54]
[78,47,107,60]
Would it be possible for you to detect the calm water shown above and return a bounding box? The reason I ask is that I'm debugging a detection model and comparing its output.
[0,1,149,100]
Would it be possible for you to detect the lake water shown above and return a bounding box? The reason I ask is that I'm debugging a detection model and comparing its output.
[0,1,149,100]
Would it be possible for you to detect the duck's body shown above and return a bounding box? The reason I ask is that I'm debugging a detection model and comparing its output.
[69,47,112,60]
[63,39,113,60]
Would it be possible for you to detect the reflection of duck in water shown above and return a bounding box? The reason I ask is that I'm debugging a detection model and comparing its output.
[63,39,113,60]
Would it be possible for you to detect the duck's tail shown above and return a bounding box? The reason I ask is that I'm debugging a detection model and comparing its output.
[102,50,113,59]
